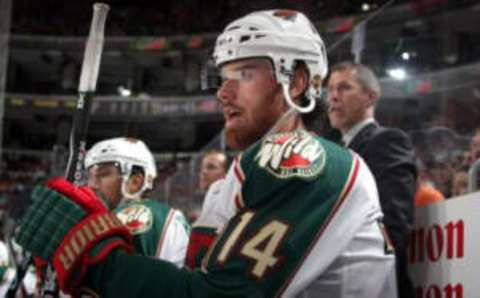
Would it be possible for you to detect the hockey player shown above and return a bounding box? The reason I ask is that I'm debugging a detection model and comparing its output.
[0,235,15,297]
[186,150,228,268]
[15,10,397,297]
[84,137,190,266]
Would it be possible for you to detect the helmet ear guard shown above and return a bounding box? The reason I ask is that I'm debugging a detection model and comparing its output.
[212,10,328,114]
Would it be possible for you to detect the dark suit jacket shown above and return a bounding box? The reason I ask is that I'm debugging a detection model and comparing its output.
[348,122,417,252]
[348,122,417,298]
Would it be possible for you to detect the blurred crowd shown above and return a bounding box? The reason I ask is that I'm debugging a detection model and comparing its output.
[0,156,48,222]
[10,0,476,37]
[11,0,326,37]
[413,127,480,203]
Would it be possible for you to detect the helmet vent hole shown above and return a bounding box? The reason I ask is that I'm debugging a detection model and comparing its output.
[249,27,259,31]
[254,34,266,39]
[240,35,251,43]
[227,25,241,32]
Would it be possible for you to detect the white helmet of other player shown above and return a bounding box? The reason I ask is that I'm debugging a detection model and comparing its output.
[213,9,328,113]
[85,137,157,198]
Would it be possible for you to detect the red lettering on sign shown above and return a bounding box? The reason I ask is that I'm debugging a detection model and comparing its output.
[445,221,464,259]
[427,224,443,262]
[415,283,463,298]
[409,220,464,264]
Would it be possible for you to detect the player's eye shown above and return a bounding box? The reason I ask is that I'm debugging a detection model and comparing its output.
[220,68,254,82]
[238,69,253,81]
[96,170,110,179]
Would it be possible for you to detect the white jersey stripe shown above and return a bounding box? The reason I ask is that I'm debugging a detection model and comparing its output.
[278,157,361,297]
[155,209,176,257]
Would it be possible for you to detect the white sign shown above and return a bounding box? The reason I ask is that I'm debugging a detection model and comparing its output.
[408,191,480,298]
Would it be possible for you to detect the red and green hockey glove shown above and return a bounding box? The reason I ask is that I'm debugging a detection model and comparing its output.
[15,177,133,294]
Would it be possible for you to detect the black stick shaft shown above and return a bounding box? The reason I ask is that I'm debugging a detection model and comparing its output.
[8,3,109,297]
[65,92,94,183]
[40,92,94,298]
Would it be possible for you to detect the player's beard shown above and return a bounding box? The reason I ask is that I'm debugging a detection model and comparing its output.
[224,84,287,150]
[224,112,281,150]
[225,126,261,151]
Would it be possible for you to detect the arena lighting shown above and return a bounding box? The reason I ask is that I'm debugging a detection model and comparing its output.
[362,3,371,11]
[473,88,480,99]
[117,86,131,97]
[387,67,407,80]
[401,52,411,60]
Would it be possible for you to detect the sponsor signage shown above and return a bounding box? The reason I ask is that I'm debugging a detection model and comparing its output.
[408,192,480,298]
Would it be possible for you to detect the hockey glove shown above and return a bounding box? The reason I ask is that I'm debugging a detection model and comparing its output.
[15,178,133,294]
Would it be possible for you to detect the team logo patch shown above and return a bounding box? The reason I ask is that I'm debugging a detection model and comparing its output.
[255,131,325,179]
[116,204,153,235]
[273,10,298,21]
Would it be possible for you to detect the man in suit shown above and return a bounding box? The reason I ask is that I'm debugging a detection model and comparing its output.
[326,61,417,298]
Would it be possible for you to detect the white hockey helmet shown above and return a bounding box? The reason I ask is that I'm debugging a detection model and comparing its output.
[85,137,157,198]
[213,9,328,113]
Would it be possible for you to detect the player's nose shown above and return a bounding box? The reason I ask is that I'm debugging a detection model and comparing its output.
[217,79,238,105]
[87,175,99,189]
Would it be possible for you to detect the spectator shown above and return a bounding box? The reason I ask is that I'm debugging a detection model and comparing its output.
[198,150,227,192]
[428,157,454,198]
[326,61,417,298]
[469,128,480,163]
[421,127,460,198]
[451,166,469,197]
[415,160,445,207]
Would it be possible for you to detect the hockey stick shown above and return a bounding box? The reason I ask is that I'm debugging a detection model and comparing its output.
[65,3,110,184]
[6,4,110,298]
[42,4,110,296]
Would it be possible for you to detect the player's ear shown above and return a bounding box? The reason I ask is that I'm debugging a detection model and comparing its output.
[289,64,308,101]
[128,173,144,193]
[365,88,379,108]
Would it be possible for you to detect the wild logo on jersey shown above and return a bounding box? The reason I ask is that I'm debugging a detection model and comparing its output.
[255,130,325,179]
[116,204,153,235]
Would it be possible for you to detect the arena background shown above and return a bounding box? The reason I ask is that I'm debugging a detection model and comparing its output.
[0,0,479,227]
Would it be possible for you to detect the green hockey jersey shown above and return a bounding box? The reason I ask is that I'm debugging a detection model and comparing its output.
[115,199,190,267]
[84,130,397,298]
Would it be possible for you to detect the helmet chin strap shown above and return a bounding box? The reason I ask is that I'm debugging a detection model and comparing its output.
[265,82,316,137]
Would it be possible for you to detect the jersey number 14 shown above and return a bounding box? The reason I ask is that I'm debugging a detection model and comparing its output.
[217,211,289,278]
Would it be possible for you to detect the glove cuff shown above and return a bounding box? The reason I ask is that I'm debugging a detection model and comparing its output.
[53,211,133,293]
